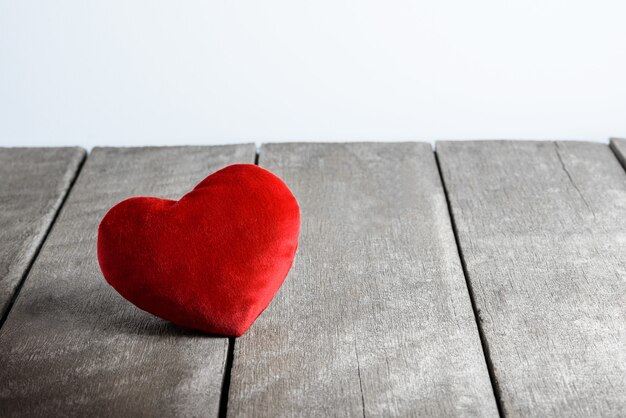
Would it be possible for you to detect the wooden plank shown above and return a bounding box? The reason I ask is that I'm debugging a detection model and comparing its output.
[0,147,85,322]
[0,145,255,417]
[437,140,626,417]
[610,137,626,170]
[228,143,499,417]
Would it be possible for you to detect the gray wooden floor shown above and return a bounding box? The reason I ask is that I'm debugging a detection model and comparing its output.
[0,140,625,417]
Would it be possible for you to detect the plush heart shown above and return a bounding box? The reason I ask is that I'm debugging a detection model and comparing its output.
[97,164,300,336]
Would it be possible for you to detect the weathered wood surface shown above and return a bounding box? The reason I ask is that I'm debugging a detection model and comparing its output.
[0,145,255,417]
[437,140,626,417]
[610,137,626,170]
[228,143,498,417]
[0,147,85,322]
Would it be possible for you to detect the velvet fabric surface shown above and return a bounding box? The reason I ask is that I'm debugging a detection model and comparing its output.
[97,164,300,336]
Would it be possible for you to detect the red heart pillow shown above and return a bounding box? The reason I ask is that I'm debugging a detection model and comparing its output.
[97,164,300,336]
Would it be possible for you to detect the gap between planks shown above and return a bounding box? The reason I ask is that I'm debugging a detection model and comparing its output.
[218,147,260,418]
[434,149,505,418]
[0,148,86,330]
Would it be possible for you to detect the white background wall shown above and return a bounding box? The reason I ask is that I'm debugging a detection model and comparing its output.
[1,0,625,148]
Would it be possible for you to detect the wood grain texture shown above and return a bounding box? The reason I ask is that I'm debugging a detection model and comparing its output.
[0,147,85,321]
[610,138,626,170]
[228,143,498,417]
[437,140,626,417]
[0,145,255,417]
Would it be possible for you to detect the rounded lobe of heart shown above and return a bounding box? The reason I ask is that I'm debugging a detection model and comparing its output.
[97,164,300,336]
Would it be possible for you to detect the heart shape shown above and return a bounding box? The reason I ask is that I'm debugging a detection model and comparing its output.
[97,164,300,336]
